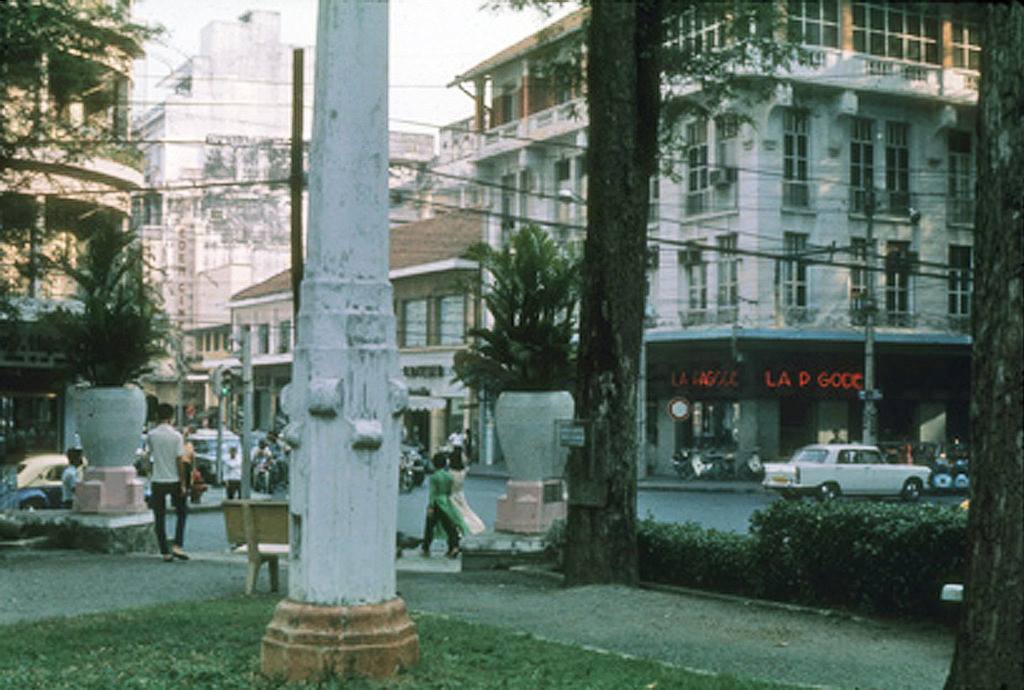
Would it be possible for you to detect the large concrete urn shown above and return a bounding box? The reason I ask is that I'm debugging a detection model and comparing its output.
[74,386,147,513]
[493,390,574,534]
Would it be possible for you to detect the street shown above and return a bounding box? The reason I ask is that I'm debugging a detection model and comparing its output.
[182,474,965,553]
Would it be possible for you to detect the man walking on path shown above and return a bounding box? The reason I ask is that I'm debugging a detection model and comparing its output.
[147,404,189,562]
[60,446,84,509]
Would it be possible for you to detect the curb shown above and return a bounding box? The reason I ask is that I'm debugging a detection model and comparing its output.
[508,564,867,624]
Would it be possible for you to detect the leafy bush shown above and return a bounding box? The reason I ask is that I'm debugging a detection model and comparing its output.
[638,518,756,596]
[748,500,968,616]
[636,500,967,618]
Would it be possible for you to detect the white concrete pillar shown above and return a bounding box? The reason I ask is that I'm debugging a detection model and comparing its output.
[262,1,418,681]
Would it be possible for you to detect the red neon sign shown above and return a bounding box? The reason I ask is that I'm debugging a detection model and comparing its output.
[762,368,863,391]
[670,368,739,389]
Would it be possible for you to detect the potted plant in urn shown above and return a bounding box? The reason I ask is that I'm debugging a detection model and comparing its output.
[453,224,580,534]
[40,222,169,513]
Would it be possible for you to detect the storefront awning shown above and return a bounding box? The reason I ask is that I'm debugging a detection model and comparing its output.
[407,395,447,411]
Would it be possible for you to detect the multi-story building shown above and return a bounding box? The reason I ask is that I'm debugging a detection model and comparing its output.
[0,4,144,462]
[133,10,434,413]
[448,2,978,468]
[206,212,484,456]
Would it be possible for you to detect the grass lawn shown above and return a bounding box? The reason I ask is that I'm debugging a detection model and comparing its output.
[0,595,798,689]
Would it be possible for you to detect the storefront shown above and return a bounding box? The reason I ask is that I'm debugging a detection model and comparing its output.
[646,330,970,469]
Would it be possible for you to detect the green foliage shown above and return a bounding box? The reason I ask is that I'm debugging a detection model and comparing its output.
[453,224,580,395]
[38,223,169,386]
[0,596,786,689]
[637,501,968,618]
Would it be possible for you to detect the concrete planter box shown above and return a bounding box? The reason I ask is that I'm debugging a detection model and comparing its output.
[74,386,147,513]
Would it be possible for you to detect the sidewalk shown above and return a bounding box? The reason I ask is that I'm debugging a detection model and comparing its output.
[0,546,953,690]
[470,461,765,494]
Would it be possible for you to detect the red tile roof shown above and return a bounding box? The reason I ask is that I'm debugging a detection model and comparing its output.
[231,211,484,301]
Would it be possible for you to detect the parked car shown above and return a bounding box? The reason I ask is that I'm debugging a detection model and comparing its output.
[188,429,241,484]
[762,443,931,502]
[15,454,87,509]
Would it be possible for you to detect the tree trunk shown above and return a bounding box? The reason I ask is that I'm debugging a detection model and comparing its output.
[564,1,660,587]
[945,5,1024,689]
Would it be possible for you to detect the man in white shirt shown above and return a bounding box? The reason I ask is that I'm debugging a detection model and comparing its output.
[60,446,84,508]
[223,445,242,499]
[146,403,189,561]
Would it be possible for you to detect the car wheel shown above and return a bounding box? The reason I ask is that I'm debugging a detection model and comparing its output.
[901,478,923,502]
[817,483,840,502]
[19,496,47,510]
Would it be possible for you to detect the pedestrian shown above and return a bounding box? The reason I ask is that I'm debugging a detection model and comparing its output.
[224,445,242,500]
[181,426,196,494]
[421,452,465,558]
[448,454,485,535]
[463,427,473,464]
[251,439,272,492]
[61,445,84,509]
[447,428,465,464]
[147,403,190,562]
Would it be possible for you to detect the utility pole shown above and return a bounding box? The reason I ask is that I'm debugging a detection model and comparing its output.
[212,364,226,484]
[290,47,305,334]
[861,188,878,445]
[175,334,186,428]
[240,326,253,499]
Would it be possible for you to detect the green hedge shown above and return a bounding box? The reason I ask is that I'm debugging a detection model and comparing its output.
[635,500,967,618]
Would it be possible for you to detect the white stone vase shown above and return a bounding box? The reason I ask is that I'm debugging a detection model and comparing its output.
[75,386,146,468]
[494,391,575,481]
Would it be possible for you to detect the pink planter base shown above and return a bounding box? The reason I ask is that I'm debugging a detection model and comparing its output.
[494,479,566,535]
[75,466,147,514]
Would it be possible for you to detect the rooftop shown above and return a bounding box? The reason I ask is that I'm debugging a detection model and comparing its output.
[230,211,483,302]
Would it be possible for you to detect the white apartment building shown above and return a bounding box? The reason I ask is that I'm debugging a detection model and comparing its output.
[447,3,978,467]
[133,10,433,412]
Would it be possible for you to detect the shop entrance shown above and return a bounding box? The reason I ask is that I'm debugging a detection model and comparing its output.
[779,397,814,457]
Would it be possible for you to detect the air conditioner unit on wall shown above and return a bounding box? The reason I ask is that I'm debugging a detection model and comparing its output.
[709,167,737,188]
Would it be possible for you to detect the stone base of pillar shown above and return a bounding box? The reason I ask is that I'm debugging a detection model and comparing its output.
[75,466,147,514]
[261,597,419,682]
[494,479,566,535]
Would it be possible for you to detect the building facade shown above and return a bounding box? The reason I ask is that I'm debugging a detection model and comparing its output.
[206,212,484,457]
[0,4,144,462]
[445,2,977,469]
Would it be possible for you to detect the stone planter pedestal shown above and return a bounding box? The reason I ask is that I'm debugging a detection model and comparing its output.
[74,386,147,514]
[493,391,574,535]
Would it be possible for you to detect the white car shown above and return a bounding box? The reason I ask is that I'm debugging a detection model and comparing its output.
[762,444,931,502]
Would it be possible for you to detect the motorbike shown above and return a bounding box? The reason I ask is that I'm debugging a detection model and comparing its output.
[399,443,427,493]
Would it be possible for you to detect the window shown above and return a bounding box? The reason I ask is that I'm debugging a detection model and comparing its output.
[850,118,874,213]
[885,122,910,214]
[492,84,519,126]
[948,131,974,225]
[437,295,465,346]
[717,234,739,314]
[783,110,810,207]
[402,299,427,347]
[142,193,163,226]
[685,120,709,215]
[951,10,981,71]
[278,320,291,354]
[948,246,972,317]
[782,233,807,308]
[257,323,270,355]
[849,237,869,320]
[500,173,515,243]
[677,6,723,57]
[884,241,912,325]
[648,175,660,224]
[787,0,840,48]
[555,159,571,223]
[852,2,939,64]
[680,249,707,314]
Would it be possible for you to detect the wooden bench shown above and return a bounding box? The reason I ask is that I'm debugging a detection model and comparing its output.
[222,500,289,595]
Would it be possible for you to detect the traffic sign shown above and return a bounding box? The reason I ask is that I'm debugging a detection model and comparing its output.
[667,397,691,421]
[858,389,883,401]
[558,421,586,448]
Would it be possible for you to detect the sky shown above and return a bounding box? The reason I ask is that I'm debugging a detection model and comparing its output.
[132,0,578,136]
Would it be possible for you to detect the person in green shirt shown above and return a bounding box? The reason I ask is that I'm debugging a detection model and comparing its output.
[421,452,466,558]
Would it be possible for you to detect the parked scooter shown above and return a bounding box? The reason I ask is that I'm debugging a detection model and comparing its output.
[399,443,426,493]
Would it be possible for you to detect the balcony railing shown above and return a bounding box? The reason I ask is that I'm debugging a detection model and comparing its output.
[684,182,738,217]
[849,189,914,217]
[884,312,915,328]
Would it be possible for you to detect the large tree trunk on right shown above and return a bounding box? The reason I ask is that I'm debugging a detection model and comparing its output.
[945,4,1024,689]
